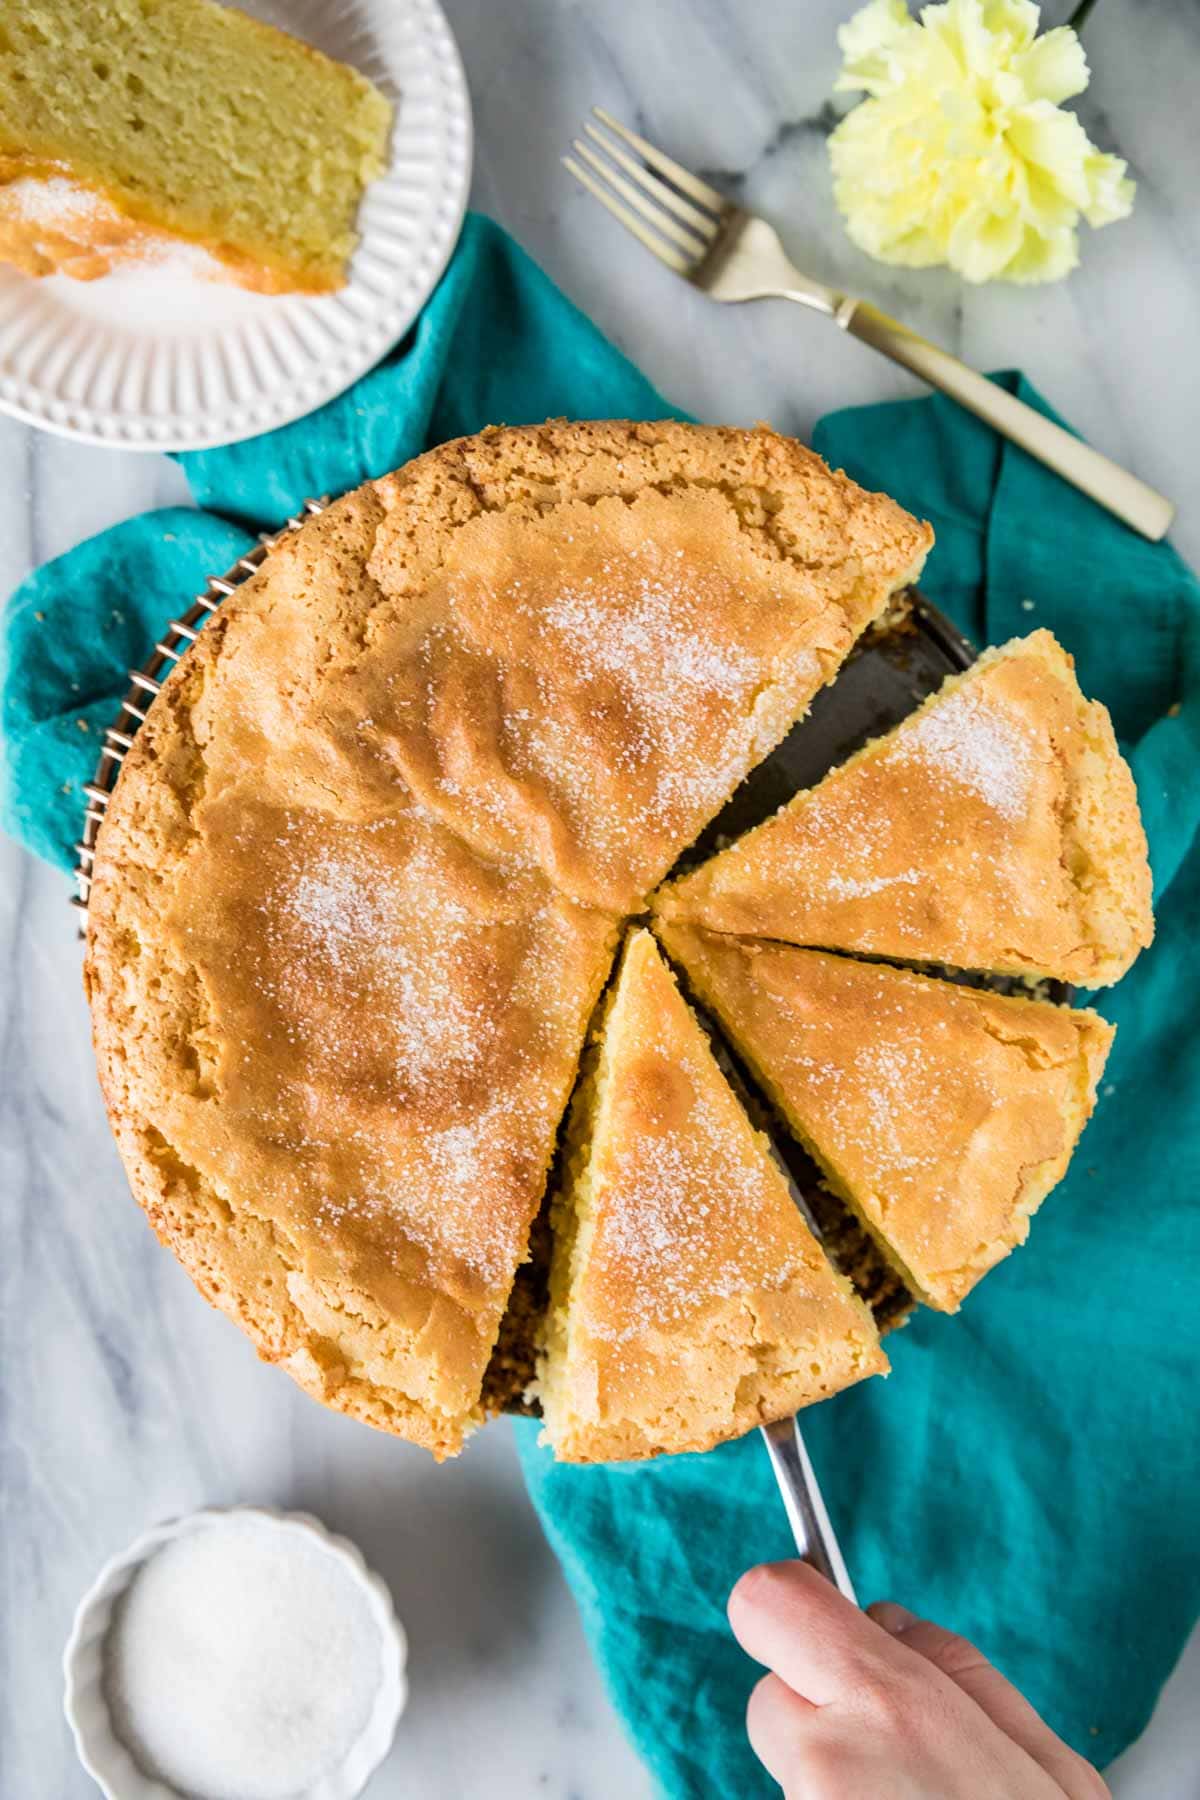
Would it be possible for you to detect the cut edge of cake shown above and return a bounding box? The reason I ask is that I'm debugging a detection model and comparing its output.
[655,921,1116,1314]
[366,420,935,914]
[537,929,888,1462]
[654,629,1154,988]
[82,542,625,1463]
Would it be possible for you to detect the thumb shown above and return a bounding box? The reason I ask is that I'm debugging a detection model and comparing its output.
[869,1604,1109,1800]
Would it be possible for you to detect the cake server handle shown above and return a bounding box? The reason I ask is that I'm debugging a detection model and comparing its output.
[760,1416,858,1605]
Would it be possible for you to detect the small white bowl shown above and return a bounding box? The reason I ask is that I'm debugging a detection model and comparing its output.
[63,1505,408,1800]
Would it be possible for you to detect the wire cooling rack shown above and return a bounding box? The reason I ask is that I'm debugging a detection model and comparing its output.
[71,498,328,912]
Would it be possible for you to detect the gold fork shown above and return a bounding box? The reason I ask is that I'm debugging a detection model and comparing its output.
[565,108,1174,542]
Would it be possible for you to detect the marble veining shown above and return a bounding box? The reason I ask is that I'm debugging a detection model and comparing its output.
[1,1,1197,1794]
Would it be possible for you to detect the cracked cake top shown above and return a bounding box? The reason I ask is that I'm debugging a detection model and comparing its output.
[83,421,930,1455]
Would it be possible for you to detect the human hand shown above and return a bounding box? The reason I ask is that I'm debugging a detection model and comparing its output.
[728,1562,1109,1799]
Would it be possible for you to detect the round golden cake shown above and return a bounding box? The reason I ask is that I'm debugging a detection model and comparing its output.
[83,419,935,1458]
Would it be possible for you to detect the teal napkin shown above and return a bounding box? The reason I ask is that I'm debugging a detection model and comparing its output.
[4,211,1198,1797]
[517,382,1200,1797]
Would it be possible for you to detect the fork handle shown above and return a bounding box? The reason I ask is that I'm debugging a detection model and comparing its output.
[760,1417,858,1604]
[839,299,1174,543]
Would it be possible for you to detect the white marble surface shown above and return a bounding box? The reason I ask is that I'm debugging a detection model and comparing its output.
[2,1,1198,1795]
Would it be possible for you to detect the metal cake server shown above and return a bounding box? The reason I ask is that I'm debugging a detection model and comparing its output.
[701,1026,863,1604]
[760,1415,859,1604]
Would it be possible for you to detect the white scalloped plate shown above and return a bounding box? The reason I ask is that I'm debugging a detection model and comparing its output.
[0,0,472,450]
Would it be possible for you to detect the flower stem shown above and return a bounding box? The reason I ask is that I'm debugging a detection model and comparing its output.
[1068,0,1100,31]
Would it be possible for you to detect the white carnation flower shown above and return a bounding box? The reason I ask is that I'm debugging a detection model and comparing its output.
[829,0,1135,283]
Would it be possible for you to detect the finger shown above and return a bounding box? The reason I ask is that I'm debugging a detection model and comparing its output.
[869,1605,1109,1800]
[745,1671,816,1786]
[729,1561,905,1706]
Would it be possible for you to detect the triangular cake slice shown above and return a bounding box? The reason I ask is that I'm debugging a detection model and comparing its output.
[87,753,619,1461]
[537,930,886,1462]
[657,924,1114,1313]
[656,631,1153,986]
[353,422,932,912]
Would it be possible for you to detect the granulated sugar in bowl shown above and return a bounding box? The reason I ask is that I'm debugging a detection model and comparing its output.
[63,1507,407,1800]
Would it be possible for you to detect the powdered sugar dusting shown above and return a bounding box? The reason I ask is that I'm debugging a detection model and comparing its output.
[541,558,774,837]
[266,842,495,1099]
[759,977,948,1187]
[824,868,921,901]
[547,569,761,701]
[1,176,104,225]
[851,1038,942,1179]
[309,1102,525,1288]
[894,683,1035,821]
[287,854,391,974]
[586,1048,806,1345]
[759,969,1014,1216]
[413,532,836,902]
[240,818,576,1288]
[0,173,227,279]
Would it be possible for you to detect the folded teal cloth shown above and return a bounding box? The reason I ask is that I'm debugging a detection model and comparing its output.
[517,383,1200,1797]
[4,211,1199,1798]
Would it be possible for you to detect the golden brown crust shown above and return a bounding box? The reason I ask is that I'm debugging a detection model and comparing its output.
[538,931,886,1462]
[656,630,1153,985]
[84,424,930,1457]
[656,923,1114,1312]
[353,421,932,910]
[85,493,618,1459]
[88,794,616,1456]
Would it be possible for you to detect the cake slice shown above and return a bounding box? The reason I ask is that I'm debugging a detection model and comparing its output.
[352,422,932,912]
[87,758,617,1460]
[538,930,887,1462]
[0,0,391,292]
[656,924,1114,1312]
[656,631,1153,987]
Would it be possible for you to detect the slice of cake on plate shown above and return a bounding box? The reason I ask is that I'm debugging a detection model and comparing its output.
[656,630,1153,987]
[656,924,1114,1312]
[537,930,886,1462]
[0,0,391,291]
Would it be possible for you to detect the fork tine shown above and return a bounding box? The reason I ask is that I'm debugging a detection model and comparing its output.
[562,156,693,274]
[582,121,720,239]
[591,106,729,214]
[571,139,711,258]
